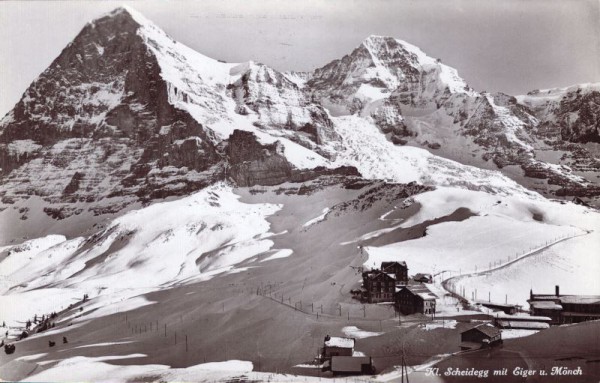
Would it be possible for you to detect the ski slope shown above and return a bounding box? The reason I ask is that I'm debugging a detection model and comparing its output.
[0,184,281,330]
[364,187,600,308]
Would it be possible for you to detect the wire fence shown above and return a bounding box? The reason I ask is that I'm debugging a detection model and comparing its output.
[442,229,590,303]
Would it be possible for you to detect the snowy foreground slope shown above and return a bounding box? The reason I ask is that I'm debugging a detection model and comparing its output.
[0,184,282,330]
[364,187,600,307]
[1,181,599,381]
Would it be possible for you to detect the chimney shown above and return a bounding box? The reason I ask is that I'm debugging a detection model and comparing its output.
[555,285,560,297]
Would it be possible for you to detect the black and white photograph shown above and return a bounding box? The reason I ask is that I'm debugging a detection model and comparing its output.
[0,1,599,382]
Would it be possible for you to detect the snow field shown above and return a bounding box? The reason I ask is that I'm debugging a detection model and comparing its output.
[365,214,575,277]
[448,232,600,307]
[330,115,539,197]
[342,326,383,339]
[364,187,599,309]
[0,184,282,330]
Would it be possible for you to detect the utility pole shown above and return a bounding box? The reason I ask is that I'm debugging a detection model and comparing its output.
[401,346,410,383]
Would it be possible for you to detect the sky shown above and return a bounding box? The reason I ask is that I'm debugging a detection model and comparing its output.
[0,0,599,117]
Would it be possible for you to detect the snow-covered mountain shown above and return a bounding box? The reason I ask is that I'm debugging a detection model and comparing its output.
[1,8,598,228]
[1,7,599,382]
[307,35,476,114]
[0,7,223,217]
[517,83,600,143]
[304,36,599,203]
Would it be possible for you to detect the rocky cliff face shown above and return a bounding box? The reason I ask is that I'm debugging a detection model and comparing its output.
[514,84,600,199]
[303,36,599,203]
[518,84,600,143]
[228,62,338,149]
[0,8,226,219]
[0,7,357,222]
[225,130,360,187]
[1,7,599,225]
[226,130,293,186]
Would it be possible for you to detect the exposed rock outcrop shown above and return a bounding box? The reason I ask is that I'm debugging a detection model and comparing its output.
[0,7,222,213]
[225,130,360,187]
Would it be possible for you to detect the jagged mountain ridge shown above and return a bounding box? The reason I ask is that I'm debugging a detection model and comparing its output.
[0,6,599,230]
[0,7,223,208]
[0,7,344,222]
[517,83,600,143]
[302,36,598,201]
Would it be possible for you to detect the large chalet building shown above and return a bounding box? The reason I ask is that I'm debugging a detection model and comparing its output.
[395,285,437,315]
[362,271,396,303]
[362,261,409,303]
[528,286,600,325]
[381,261,409,284]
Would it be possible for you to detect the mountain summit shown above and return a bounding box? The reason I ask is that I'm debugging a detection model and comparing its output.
[0,6,598,231]
[0,6,224,212]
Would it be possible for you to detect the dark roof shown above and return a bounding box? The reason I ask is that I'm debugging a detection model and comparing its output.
[561,312,600,317]
[331,356,371,373]
[364,270,396,281]
[462,324,501,338]
[381,261,407,269]
[413,273,432,280]
[480,302,517,309]
[530,294,600,305]
[558,296,600,305]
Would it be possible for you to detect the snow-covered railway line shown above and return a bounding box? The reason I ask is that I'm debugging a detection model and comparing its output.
[440,228,593,303]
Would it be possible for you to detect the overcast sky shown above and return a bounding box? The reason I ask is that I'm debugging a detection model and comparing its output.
[1,0,599,117]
